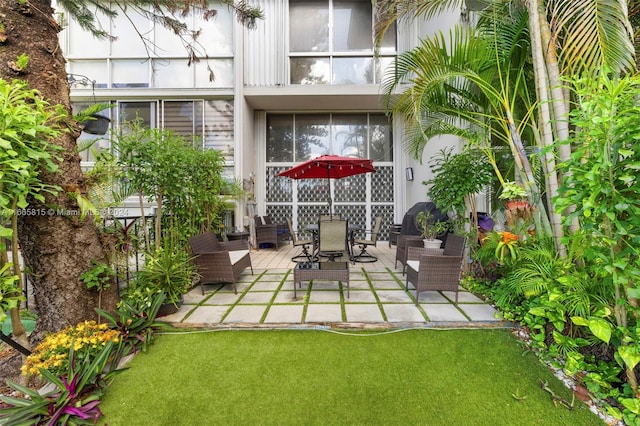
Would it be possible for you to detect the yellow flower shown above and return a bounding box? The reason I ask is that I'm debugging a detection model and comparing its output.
[23,320,122,377]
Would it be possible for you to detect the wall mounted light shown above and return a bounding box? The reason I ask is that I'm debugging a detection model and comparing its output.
[405,167,414,181]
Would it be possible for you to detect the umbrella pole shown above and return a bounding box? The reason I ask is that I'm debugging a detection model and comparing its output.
[327,166,333,219]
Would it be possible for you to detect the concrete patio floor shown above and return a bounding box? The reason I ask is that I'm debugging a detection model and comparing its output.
[162,241,509,329]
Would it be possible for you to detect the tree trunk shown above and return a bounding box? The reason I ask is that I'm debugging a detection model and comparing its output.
[534,1,580,235]
[0,0,118,339]
[527,0,567,257]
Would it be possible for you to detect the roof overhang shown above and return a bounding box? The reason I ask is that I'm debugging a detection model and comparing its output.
[243,85,388,111]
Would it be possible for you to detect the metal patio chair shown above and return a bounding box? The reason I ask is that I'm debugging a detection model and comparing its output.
[351,216,382,263]
[318,219,348,261]
[286,217,314,262]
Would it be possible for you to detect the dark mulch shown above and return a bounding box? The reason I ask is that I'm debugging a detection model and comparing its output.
[0,345,23,394]
[0,343,40,407]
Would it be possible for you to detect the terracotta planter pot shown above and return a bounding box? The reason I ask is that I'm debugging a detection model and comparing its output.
[505,199,530,210]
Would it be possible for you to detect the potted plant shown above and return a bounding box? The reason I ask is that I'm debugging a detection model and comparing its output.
[81,114,111,135]
[425,147,496,240]
[498,181,529,210]
[416,211,450,249]
[131,240,196,316]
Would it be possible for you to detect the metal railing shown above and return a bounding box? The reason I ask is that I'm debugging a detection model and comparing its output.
[8,210,237,304]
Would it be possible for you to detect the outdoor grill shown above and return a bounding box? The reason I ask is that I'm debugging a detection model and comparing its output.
[400,202,449,236]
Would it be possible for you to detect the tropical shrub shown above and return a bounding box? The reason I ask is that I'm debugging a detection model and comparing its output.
[124,238,196,308]
[555,73,640,421]
[0,340,123,425]
[0,78,65,344]
[469,227,637,422]
[424,147,495,235]
[97,291,171,353]
[113,120,231,251]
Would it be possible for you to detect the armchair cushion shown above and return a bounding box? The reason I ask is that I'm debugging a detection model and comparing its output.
[229,249,251,265]
[405,247,444,272]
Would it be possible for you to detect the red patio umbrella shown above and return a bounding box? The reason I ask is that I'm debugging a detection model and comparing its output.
[276,155,376,214]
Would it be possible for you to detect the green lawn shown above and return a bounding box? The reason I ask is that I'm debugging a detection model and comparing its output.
[100,329,602,425]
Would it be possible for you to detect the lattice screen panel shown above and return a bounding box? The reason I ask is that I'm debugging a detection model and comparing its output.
[297,179,328,203]
[371,166,394,202]
[266,165,396,242]
[334,205,366,228]
[372,204,395,241]
[334,174,366,202]
[296,204,331,229]
[266,205,292,226]
[266,167,292,203]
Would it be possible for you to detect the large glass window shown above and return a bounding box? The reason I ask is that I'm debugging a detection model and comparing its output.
[266,115,294,162]
[75,99,234,164]
[265,113,394,237]
[289,0,396,85]
[63,2,234,89]
[267,113,391,162]
[289,0,329,52]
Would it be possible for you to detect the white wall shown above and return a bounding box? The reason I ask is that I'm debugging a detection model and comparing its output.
[396,6,464,215]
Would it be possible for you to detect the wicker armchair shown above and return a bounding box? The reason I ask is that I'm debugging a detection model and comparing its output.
[442,234,467,256]
[405,246,444,268]
[405,247,464,305]
[395,235,424,275]
[188,232,253,294]
[254,215,291,250]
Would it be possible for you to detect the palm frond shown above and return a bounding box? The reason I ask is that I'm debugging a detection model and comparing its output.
[374,0,463,45]
[388,25,536,159]
[550,0,635,75]
[76,139,100,154]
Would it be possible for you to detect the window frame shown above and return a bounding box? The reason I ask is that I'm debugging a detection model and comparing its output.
[288,0,397,85]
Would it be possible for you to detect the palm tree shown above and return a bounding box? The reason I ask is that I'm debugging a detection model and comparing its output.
[375,0,636,255]
[381,3,553,237]
[527,0,635,238]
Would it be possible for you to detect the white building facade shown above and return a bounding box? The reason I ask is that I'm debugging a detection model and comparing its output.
[59,0,466,239]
